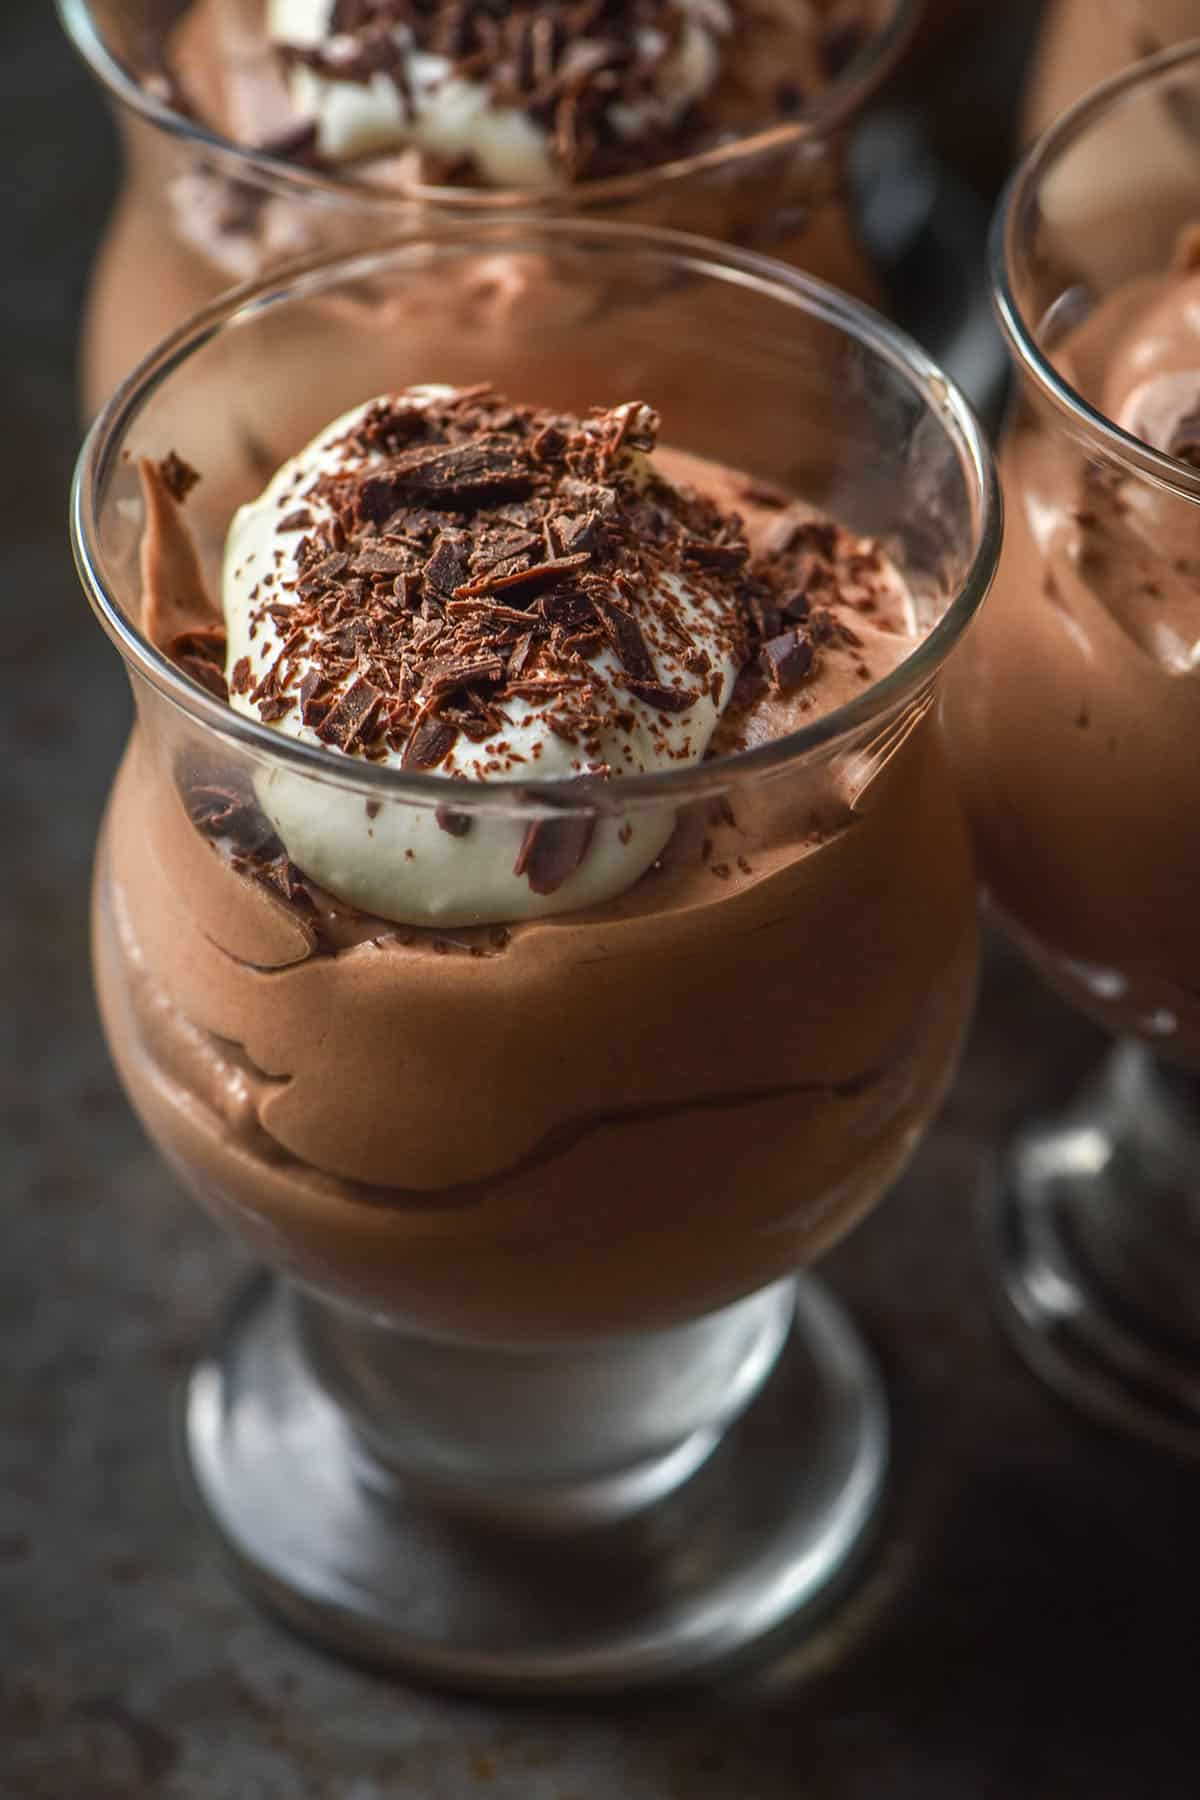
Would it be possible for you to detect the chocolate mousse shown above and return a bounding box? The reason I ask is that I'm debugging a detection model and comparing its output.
[946,227,1200,1062]
[79,1,898,407]
[93,385,977,1342]
[1024,1,1200,139]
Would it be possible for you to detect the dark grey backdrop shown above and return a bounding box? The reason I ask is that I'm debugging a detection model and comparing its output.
[2,4,1195,1796]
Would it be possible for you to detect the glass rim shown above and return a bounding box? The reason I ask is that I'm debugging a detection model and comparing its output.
[57,0,922,210]
[71,217,1001,818]
[992,38,1200,502]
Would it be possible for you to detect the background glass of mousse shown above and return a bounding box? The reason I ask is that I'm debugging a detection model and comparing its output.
[1022,0,1200,139]
[945,46,1200,1459]
[74,222,997,1692]
[60,0,921,414]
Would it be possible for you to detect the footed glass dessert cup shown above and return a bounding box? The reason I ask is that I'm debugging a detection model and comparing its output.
[946,47,1200,1458]
[60,0,921,412]
[74,221,997,1691]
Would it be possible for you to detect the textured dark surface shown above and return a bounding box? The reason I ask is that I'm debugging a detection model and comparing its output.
[4,3,1199,1796]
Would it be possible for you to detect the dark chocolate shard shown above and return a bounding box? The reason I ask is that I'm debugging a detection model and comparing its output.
[402,715,458,771]
[507,630,537,679]
[166,627,228,699]
[513,812,596,895]
[436,805,472,838]
[298,669,333,726]
[762,630,815,693]
[254,118,320,161]
[315,676,384,750]
[256,692,295,721]
[351,543,422,577]
[174,654,229,701]
[296,551,351,598]
[453,551,591,602]
[158,451,201,505]
[424,531,472,595]
[531,423,569,463]
[681,539,749,572]
[357,439,537,517]
[187,782,278,858]
[554,510,602,555]
[421,654,506,699]
[624,678,697,714]
[591,594,656,680]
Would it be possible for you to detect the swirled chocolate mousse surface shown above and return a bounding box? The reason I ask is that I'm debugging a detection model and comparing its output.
[158,0,887,187]
[1024,0,1200,140]
[947,227,1200,1059]
[95,387,976,1338]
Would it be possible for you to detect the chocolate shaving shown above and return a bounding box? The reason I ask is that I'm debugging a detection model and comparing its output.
[315,676,383,749]
[158,451,200,505]
[218,386,900,837]
[254,852,315,908]
[187,781,278,858]
[299,669,333,725]
[174,654,229,701]
[358,440,536,516]
[762,630,815,693]
[422,654,505,698]
[508,630,537,679]
[436,805,472,838]
[592,594,656,680]
[402,715,458,771]
[351,543,421,577]
[296,551,350,597]
[254,118,320,161]
[513,813,596,896]
[424,532,472,595]
[166,627,227,699]
[453,551,591,600]
[683,540,749,572]
[256,692,295,721]
[624,678,698,714]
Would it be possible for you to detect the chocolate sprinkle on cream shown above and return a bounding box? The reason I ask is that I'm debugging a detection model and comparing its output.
[230,389,804,789]
[167,627,229,699]
[168,386,911,916]
[158,451,201,505]
[514,813,597,895]
[762,629,814,694]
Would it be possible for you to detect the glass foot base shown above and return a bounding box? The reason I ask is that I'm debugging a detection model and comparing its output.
[179,1273,889,1695]
[984,1057,1200,1460]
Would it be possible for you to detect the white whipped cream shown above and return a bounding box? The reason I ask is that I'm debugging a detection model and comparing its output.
[222,389,744,926]
[267,0,730,185]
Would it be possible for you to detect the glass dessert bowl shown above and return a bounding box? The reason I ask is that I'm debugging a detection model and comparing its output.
[74,220,998,1690]
[60,0,921,413]
[946,46,1200,1457]
[1023,0,1200,139]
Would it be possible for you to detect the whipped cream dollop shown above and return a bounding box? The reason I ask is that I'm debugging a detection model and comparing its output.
[222,386,758,925]
[267,0,730,184]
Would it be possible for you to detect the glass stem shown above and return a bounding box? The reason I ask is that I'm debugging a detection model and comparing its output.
[293,1277,798,1522]
[1069,1044,1200,1347]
